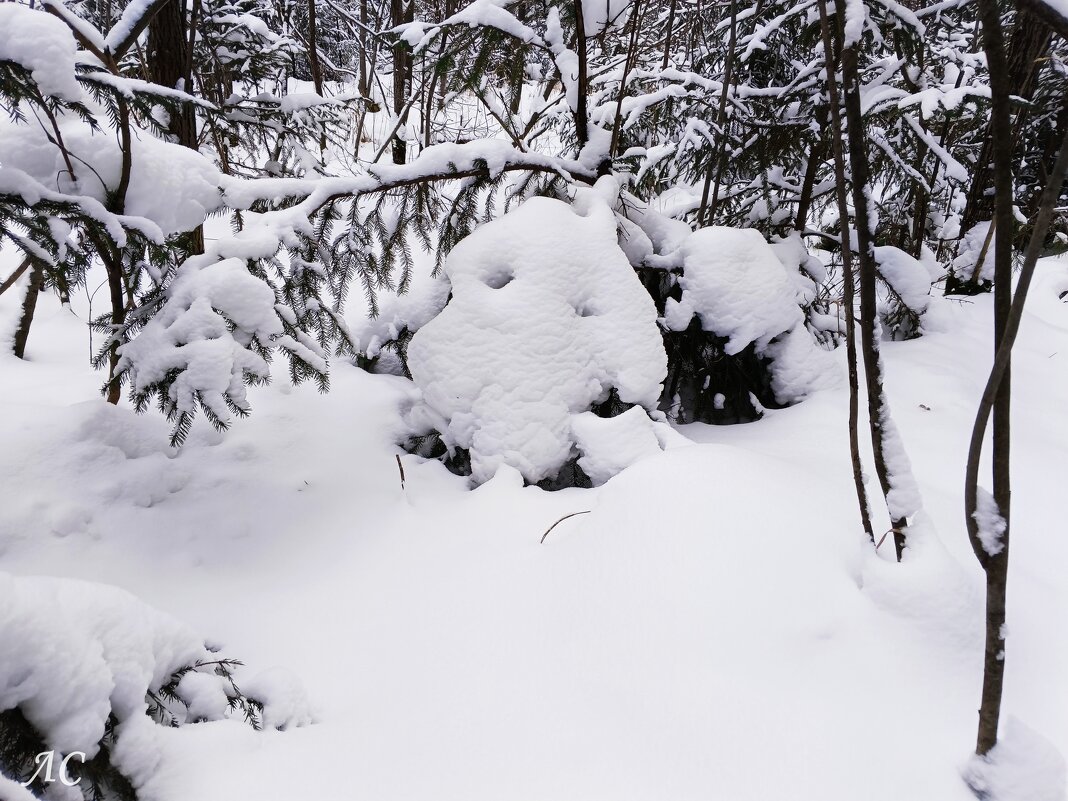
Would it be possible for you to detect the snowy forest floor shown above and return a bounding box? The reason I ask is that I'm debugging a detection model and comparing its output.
[1,256,1067,800]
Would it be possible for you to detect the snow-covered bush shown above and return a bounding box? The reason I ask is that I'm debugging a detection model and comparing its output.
[656,226,835,423]
[0,572,311,800]
[874,246,934,339]
[403,180,669,488]
[614,194,835,425]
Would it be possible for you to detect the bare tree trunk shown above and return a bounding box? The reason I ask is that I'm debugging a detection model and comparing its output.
[965,0,1018,755]
[573,0,590,148]
[609,0,644,159]
[390,0,414,164]
[148,0,197,149]
[835,0,910,559]
[307,0,324,96]
[148,0,205,254]
[794,105,830,232]
[816,0,874,544]
[964,106,1068,758]
[0,258,31,298]
[12,263,45,360]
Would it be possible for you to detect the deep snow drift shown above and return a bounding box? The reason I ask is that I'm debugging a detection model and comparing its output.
[1,254,1067,800]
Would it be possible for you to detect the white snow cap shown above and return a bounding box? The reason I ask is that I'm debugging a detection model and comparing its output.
[0,5,82,101]
[407,178,668,485]
[675,227,803,353]
[874,246,932,314]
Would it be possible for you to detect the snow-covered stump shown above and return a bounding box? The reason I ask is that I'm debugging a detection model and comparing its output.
[403,184,670,489]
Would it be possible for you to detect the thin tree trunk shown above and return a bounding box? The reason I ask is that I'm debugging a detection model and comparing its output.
[794,105,830,232]
[816,0,874,543]
[0,258,31,298]
[835,0,910,559]
[574,0,590,147]
[12,263,45,360]
[307,0,325,96]
[964,109,1068,758]
[390,0,414,164]
[966,0,1018,756]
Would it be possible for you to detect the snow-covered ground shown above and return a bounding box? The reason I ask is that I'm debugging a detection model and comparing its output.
[1,254,1067,800]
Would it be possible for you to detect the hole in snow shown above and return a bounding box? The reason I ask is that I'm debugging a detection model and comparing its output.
[484,272,513,289]
[575,304,596,317]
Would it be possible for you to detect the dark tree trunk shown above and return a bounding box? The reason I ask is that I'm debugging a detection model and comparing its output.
[969,0,1015,756]
[148,0,204,253]
[816,0,874,544]
[836,0,909,559]
[391,0,414,164]
[12,263,45,360]
[698,0,737,226]
[0,258,31,298]
[794,105,830,232]
[148,0,197,149]
[307,0,324,96]
[573,0,589,147]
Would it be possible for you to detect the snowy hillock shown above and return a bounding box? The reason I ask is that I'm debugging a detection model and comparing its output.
[403,179,669,488]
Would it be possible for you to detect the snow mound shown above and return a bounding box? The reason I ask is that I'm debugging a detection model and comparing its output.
[406,183,667,485]
[0,5,82,101]
[571,406,665,486]
[963,718,1067,801]
[0,571,208,756]
[242,668,316,731]
[675,227,803,353]
[770,232,826,306]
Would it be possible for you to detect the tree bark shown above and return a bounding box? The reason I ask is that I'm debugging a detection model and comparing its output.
[391,0,414,164]
[148,0,197,149]
[307,0,324,96]
[573,0,590,148]
[698,0,737,226]
[794,105,830,232]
